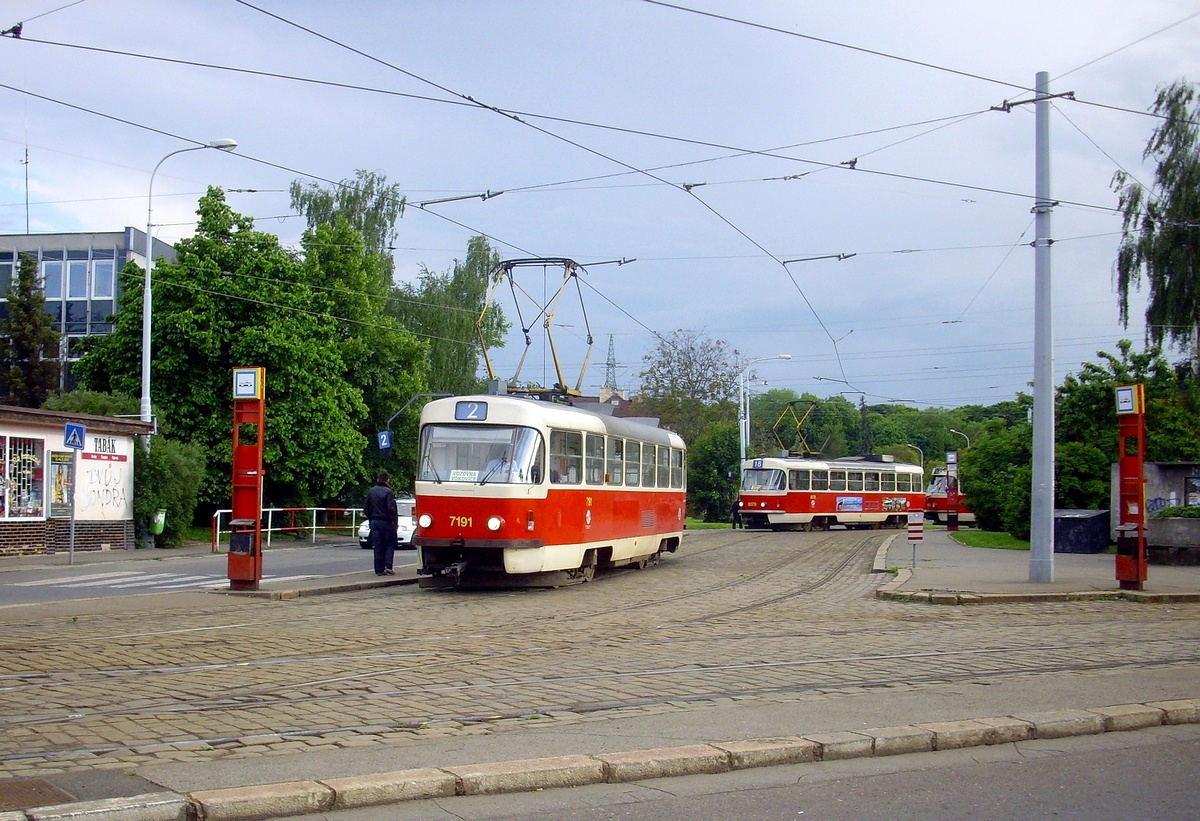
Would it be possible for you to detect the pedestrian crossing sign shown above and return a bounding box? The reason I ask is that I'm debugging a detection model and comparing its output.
[64,422,86,450]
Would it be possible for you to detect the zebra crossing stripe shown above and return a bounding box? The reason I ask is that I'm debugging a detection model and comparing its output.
[11,571,144,587]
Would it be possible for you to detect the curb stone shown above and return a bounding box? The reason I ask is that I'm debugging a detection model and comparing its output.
[25,792,187,821]
[189,782,332,821]
[875,588,1200,605]
[442,755,604,795]
[319,769,454,808]
[595,744,730,782]
[10,699,1199,821]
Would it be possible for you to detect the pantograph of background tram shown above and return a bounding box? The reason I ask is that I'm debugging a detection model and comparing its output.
[738,455,924,530]
[414,393,686,588]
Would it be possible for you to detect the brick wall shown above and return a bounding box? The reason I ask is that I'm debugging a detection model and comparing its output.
[0,519,135,557]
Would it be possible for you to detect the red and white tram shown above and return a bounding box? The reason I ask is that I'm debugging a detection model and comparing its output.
[924,467,976,525]
[738,455,923,530]
[413,394,687,588]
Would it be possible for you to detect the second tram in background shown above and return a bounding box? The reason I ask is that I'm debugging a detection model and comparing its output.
[738,454,924,530]
[923,466,976,525]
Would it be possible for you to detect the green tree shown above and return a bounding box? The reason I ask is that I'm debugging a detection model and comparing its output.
[393,235,508,395]
[632,329,740,445]
[0,253,59,406]
[133,435,207,546]
[1113,80,1200,373]
[75,188,367,512]
[687,421,740,522]
[958,420,1031,535]
[290,169,405,286]
[961,343,1200,538]
[298,217,429,492]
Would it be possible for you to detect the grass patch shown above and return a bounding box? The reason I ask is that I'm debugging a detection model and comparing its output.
[685,517,733,530]
[950,529,1030,551]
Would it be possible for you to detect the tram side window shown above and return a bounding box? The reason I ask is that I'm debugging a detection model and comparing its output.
[847,471,864,491]
[811,470,829,491]
[897,473,912,492]
[607,437,624,486]
[881,472,896,492]
[830,470,847,491]
[656,446,670,487]
[585,433,605,484]
[865,471,880,491]
[670,448,684,488]
[641,444,657,487]
[549,429,582,484]
[789,470,810,490]
[625,441,640,486]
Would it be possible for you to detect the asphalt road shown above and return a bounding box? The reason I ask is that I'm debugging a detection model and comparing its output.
[286,725,1200,820]
[0,541,413,605]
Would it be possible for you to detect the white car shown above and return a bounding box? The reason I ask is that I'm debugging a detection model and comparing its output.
[359,496,416,549]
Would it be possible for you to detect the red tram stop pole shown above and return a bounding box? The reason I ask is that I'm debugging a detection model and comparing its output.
[1114,384,1148,591]
[229,367,266,591]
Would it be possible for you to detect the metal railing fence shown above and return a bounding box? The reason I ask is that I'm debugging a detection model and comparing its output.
[210,507,362,552]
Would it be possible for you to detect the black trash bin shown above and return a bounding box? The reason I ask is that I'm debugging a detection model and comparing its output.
[1053,509,1111,554]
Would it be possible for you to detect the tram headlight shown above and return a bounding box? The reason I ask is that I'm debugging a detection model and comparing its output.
[417,513,433,529]
[486,516,504,532]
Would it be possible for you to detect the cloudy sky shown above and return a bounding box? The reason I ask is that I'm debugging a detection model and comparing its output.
[1,0,1197,409]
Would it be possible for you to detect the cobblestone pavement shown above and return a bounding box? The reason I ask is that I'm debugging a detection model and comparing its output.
[2,529,1198,782]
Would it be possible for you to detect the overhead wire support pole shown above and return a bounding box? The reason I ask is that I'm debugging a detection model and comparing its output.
[1030,71,1056,583]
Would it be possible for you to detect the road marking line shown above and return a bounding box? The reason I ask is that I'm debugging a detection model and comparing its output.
[9,571,144,586]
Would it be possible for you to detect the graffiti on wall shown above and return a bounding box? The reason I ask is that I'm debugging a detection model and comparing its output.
[70,434,133,520]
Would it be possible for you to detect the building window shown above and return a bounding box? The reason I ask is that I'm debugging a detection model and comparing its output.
[93,259,114,298]
[42,261,64,299]
[4,437,45,518]
[67,260,88,298]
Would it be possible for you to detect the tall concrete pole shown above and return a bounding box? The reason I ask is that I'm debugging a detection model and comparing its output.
[1030,71,1055,583]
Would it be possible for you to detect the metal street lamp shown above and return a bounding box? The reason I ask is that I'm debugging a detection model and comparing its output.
[949,429,971,449]
[905,443,923,470]
[739,354,791,475]
[142,139,238,426]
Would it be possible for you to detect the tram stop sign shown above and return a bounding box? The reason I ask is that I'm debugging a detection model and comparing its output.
[907,510,924,542]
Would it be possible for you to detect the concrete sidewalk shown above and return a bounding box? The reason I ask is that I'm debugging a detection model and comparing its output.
[876,526,1200,604]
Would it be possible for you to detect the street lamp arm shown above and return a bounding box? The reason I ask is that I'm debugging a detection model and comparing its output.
[141,139,239,426]
[739,354,792,472]
[949,429,971,448]
[905,443,923,470]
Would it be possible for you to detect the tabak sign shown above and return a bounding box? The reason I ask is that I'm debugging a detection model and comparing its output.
[51,433,133,520]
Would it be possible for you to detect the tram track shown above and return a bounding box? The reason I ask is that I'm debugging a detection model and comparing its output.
[4,614,1196,728]
[3,529,1198,767]
[4,648,1198,763]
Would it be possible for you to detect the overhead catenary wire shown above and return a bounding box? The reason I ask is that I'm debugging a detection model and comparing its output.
[2,4,1180,408]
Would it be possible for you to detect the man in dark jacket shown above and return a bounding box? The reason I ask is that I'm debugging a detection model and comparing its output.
[364,472,398,576]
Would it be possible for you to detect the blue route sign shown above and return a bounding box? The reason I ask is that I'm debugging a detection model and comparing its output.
[377,430,392,451]
[64,422,86,450]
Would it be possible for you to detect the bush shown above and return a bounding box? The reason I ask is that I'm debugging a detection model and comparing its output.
[1154,505,1200,519]
[133,436,206,547]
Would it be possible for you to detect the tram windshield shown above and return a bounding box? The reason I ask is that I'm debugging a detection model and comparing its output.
[418,424,545,484]
[741,468,785,492]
